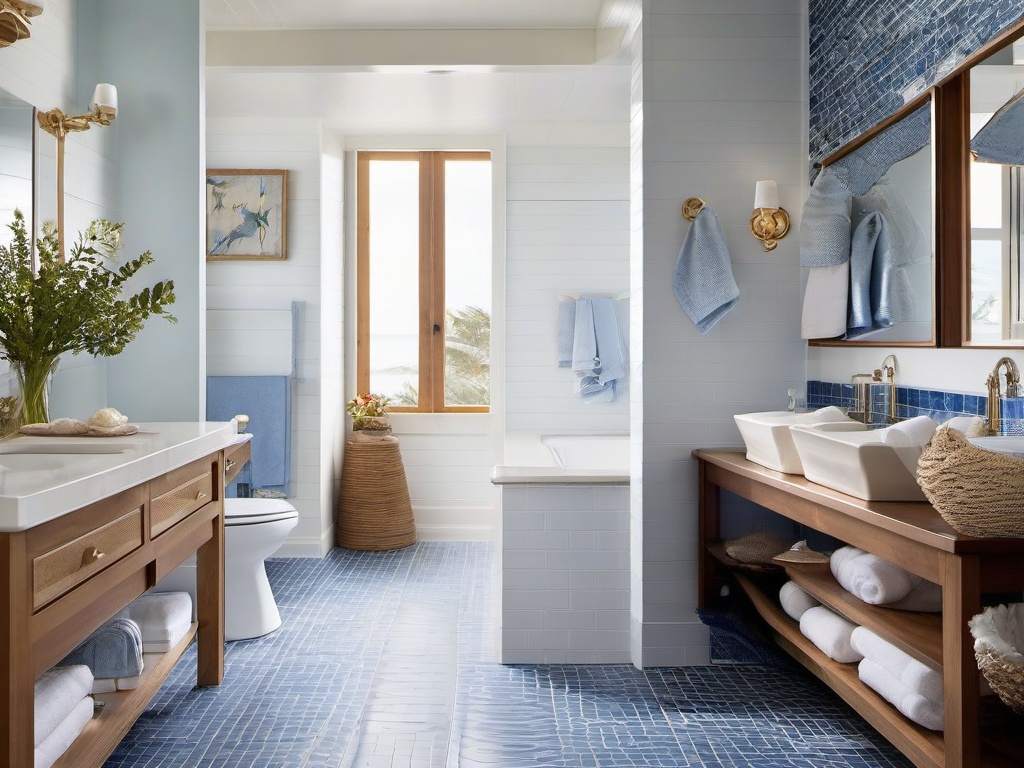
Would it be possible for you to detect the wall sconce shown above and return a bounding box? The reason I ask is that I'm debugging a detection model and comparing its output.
[0,1,41,48]
[37,84,118,258]
[750,179,790,251]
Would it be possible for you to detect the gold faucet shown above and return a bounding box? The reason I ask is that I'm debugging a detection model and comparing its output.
[985,356,1022,435]
[874,355,897,424]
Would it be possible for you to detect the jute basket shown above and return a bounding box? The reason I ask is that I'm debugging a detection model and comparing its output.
[970,604,1024,714]
[337,435,416,551]
[916,425,1024,537]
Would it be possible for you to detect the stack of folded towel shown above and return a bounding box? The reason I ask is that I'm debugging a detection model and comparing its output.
[780,581,862,663]
[851,627,944,731]
[35,665,94,768]
[60,618,144,694]
[117,591,193,652]
[831,546,941,612]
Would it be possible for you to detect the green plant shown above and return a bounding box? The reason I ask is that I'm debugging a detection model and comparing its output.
[0,210,176,424]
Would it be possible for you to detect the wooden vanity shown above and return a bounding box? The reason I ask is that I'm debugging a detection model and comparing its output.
[695,449,1024,768]
[0,424,245,768]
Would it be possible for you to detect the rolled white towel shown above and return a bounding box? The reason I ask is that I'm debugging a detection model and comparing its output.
[794,406,851,424]
[944,415,985,438]
[34,695,93,768]
[799,606,863,663]
[831,546,936,607]
[117,592,193,653]
[879,416,938,474]
[34,665,93,748]
[858,657,944,731]
[850,627,943,703]
[780,581,819,622]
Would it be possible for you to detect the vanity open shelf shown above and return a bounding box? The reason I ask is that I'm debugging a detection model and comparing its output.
[695,449,1024,768]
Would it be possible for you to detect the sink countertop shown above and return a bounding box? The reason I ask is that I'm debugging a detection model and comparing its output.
[0,421,239,531]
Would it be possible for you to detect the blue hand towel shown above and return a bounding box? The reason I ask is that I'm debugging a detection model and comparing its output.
[557,298,576,368]
[672,206,739,334]
[800,167,853,267]
[571,298,626,403]
[972,87,1024,165]
[60,618,143,679]
[829,103,931,195]
[847,211,882,335]
[207,376,291,494]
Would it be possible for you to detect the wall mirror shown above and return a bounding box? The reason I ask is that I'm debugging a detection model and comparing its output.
[0,86,35,240]
[968,38,1024,343]
[810,96,936,346]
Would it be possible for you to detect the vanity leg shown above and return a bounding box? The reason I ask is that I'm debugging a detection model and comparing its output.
[942,554,981,768]
[697,460,720,610]
[196,508,225,687]
[0,532,33,768]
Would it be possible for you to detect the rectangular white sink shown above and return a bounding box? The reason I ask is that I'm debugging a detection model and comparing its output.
[789,423,927,501]
[733,408,854,474]
[968,436,1024,456]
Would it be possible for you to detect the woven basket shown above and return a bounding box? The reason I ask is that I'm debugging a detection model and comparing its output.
[337,435,416,551]
[916,425,1024,537]
[724,531,793,566]
[970,604,1024,714]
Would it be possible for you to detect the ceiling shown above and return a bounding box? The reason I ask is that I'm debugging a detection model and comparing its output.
[206,0,608,31]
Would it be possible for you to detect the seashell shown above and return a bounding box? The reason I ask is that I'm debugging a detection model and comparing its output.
[88,407,128,429]
[49,417,90,435]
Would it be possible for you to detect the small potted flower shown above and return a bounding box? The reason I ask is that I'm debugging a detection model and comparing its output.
[346,393,391,434]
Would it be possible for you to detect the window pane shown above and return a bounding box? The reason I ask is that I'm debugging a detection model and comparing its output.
[444,159,492,407]
[971,158,1003,229]
[368,160,420,405]
[971,238,1003,342]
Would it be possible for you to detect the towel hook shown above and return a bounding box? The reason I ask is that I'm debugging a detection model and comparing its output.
[681,197,706,221]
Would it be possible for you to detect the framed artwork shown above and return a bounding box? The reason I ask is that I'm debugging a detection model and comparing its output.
[206,168,288,260]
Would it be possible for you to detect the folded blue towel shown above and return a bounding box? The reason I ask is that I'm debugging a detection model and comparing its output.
[60,618,143,679]
[571,297,626,402]
[972,87,1024,165]
[557,298,576,368]
[207,376,291,495]
[855,176,927,268]
[672,206,739,334]
[847,211,882,335]
[800,167,853,267]
[828,103,931,195]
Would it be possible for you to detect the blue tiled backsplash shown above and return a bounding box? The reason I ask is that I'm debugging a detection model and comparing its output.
[807,380,1024,435]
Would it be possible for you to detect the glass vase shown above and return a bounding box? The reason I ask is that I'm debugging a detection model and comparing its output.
[12,356,59,426]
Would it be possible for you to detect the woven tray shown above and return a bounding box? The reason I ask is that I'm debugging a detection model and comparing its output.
[337,435,416,551]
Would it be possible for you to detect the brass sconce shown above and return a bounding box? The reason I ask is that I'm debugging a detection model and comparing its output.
[38,84,117,258]
[750,179,790,251]
[0,1,42,48]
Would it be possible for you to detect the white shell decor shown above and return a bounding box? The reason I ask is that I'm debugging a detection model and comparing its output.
[19,417,89,436]
[17,408,138,437]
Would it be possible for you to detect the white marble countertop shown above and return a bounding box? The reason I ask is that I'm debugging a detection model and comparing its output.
[490,466,629,485]
[0,421,239,531]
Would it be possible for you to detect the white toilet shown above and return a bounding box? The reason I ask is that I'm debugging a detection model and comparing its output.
[157,497,298,641]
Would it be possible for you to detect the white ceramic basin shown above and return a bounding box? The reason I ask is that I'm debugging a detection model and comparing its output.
[967,436,1024,457]
[789,422,927,501]
[733,409,854,474]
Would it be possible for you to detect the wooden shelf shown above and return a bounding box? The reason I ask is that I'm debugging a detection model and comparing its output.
[51,624,199,768]
[784,561,943,669]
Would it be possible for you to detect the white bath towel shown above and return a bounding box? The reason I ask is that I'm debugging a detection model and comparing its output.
[90,673,142,695]
[34,665,93,748]
[799,606,863,663]
[858,657,944,731]
[780,581,820,622]
[830,546,941,611]
[117,592,193,653]
[34,695,93,768]
[944,415,985,438]
[850,626,943,704]
[794,406,851,424]
[878,416,938,474]
[801,262,850,339]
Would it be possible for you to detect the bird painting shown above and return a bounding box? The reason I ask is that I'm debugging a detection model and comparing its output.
[206,170,287,259]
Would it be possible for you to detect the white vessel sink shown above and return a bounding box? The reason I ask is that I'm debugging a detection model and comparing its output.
[789,422,927,501]
[967,435,1024,457]
[733,409,854,474]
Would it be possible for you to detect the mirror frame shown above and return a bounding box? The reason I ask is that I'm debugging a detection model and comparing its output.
[807,90,937,348]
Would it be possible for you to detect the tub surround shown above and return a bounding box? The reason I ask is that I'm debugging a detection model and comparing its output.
[491,466,628,485]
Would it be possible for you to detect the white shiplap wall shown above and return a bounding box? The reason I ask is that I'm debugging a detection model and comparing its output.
[634,0,806,667]
[207,117,342,556]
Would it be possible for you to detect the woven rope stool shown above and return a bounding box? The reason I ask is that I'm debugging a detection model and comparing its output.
[337,435,416,550]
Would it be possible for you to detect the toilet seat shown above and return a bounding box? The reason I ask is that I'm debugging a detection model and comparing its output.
[225,498,298,526]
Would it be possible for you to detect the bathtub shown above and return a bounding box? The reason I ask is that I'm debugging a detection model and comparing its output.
[491,433,630,664]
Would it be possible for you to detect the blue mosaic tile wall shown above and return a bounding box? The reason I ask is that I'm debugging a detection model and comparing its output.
[807,379,1024,434]
[809,0,1024,165]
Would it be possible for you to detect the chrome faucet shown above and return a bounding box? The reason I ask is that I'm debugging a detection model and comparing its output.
[985,356,1022,435]
[874,355,897,424]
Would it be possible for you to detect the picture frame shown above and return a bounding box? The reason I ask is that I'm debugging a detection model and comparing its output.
[206,168,288,261]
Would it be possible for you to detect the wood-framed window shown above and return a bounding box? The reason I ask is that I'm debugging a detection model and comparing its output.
[356,150,492,412]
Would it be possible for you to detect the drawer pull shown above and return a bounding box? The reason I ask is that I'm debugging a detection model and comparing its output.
[80,547,106,568]
[196,491,209,501]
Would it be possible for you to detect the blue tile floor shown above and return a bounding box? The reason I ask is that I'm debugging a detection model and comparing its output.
[105,542,911,767]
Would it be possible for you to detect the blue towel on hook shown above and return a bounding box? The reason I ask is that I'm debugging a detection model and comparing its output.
[61,618,143,679]
[800,167,853,267]
[572,297,626,403]
[672,206,739,334]
[557,298,576,367]
[207,376,291,495]
[973,86,1024,165]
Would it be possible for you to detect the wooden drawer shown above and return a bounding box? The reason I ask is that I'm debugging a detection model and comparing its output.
[224,439,251,486]
[151,457,215,538]
[33,507,143,609]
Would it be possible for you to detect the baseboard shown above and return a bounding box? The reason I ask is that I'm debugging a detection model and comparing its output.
[415,523,496,541]
[276,534,329,558]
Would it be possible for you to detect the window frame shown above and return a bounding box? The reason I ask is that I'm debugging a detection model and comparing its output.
[356,150,492,413]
